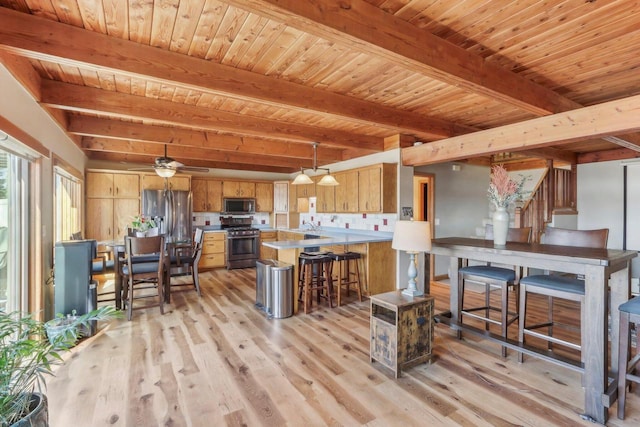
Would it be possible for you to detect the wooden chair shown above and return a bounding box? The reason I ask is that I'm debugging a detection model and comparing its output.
[167,228,205,298]
[518,226,609,362]
[297,253,334,314]
[458,225,532,357]
[617,296,640,419]
[122,235,166,321]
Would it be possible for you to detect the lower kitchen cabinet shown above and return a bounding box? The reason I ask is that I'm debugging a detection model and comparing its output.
[199,232,226,269]
[259,230,277,260]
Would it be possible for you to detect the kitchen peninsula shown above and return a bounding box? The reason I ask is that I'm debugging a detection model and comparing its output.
[263,228,396,311]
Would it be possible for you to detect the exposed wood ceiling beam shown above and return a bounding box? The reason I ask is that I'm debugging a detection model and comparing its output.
[517,147,577,165]
[82,138,310,169]
[0,7,472,140]
[90,151,293,173]
[69,116,345,163]
[228,0,640,154]
[227,0,579,115]
[402,94,640,166]
[40,80,382,152]
[578,148,640,164]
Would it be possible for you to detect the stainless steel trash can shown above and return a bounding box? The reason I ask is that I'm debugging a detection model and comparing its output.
[268,261,293,319]
[255,259,271,310]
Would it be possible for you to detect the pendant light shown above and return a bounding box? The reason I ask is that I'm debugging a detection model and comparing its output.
[292,143,339,186]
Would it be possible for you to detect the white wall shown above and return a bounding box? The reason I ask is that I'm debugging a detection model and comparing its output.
[1,64,86,314]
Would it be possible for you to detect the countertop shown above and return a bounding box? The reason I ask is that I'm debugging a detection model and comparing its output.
[261,227,393,249]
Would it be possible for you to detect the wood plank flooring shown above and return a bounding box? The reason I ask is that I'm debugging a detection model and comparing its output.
[48,269,640,426]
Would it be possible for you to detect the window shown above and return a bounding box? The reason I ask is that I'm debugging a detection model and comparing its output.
[54,166,82,243]
[0,148,30,313]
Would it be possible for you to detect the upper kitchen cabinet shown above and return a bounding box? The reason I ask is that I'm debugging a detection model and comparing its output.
[288,180,315,213]
[313,176,335,213]
[273,181,289,213]
[140,174,190,191]
[86,171,139,198]
[255,182,273,212]
[192,178,222,212]
[223,181,255,198]
[358,164,397,213]
[334,170,359,213]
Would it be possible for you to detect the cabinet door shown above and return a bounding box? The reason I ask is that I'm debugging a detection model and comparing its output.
[359,167,381,212]
[86,172,114,198]
[170,176,190,191]
[288,182,298,213]
[223,181,255,197]
[206,180,223,211]
[314,176,335,212]
[273,182,288,212]
[113,174,140,198]
[85,199,114,241]
[140,174,166,190]
[114,198,140,240]
[255,182,274,212]
[191,179,208,212]
[335,170,358,212]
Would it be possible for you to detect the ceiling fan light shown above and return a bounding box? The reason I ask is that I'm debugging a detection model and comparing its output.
[318,173,339,186]
[155,167,176,178]
[292,171,313,185]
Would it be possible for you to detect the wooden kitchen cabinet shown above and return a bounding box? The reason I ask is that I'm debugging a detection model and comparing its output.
[255,182,273,212]
[358,163,397,213]
[141,174,190,191]
[86,171,139,198]
[370,291,434,378]
[334,170,359,212]
[273,181,289,212]
[192,178,222,212]
[314,176,335,212]
[223,181,255,198]
[260,230,278,259]
[199,232,226,269]
[85,171,140,242]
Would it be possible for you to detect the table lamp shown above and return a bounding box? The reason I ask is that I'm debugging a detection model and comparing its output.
[392,220,432,297]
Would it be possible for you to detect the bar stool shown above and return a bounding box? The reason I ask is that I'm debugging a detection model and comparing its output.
[329,252,362,306]
[617,296,640,419]
[297,253,334,314]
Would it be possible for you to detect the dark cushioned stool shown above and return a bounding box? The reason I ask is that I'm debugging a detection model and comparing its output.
[617,296,640,419]
[329,252,362,306]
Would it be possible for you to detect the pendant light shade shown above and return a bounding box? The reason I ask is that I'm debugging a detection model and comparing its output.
[292,171,314,185]
[318,174,339,186]
[292,142,339,186]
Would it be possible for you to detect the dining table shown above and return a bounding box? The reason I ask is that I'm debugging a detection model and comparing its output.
[101,238,193,309]
[429,237,637,425]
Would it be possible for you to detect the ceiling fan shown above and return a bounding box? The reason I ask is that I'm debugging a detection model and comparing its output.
[130,144,209,178]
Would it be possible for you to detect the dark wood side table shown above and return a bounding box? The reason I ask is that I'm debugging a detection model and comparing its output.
[370,290,434,378]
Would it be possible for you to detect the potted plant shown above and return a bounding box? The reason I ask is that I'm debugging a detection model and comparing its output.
[130,215,158,237]
[0,306,120,426]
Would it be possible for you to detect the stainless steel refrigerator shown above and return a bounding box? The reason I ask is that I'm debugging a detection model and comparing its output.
[142,189,193,243]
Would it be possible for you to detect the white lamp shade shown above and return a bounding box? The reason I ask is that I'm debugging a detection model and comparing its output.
[392,220,432,253]
[155,167,176,178]
[292,172,313,185]
[318,173,339,186]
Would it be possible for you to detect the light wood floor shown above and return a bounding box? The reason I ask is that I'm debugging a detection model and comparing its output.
[48,269,640,426]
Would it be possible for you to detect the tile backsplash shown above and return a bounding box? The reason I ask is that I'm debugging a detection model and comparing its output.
[193,212,270,227]
[299,212,397,233]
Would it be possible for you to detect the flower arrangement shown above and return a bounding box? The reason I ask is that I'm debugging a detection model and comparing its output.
[130,215,156,232]
[487,164,528,208]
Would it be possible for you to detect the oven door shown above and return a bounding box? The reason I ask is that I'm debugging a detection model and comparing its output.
[227,235,259,261]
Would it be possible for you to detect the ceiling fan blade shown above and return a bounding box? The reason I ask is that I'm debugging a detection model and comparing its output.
[128,166,155,171]
[177,166,209,173]
[167,160,183,168]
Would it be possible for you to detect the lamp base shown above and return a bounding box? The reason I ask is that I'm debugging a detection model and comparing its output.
[401,287,423,298]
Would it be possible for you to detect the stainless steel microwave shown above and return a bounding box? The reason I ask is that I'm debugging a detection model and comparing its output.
[223,198,256,214]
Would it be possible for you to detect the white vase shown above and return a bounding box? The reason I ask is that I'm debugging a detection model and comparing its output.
[492,206,509,246]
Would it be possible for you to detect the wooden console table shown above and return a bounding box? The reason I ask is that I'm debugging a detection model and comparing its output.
[430,237,637,424]
[370,290,434,378]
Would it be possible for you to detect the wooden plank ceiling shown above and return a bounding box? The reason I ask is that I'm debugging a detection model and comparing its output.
[1,0,640,173]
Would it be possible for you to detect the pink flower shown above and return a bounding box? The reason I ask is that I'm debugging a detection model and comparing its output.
[488,165,527,208]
